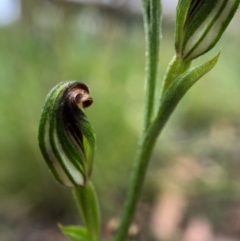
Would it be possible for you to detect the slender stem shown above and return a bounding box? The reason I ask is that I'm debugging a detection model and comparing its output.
[142,0,162,131]
[113,1,162,240]
[73,182,100,241]
[113,116,163,241]
[113,53,191,241]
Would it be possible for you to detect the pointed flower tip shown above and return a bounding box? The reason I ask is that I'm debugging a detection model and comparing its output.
[175,0,239,61]
[38,81,96,187]
[70,82,93,109]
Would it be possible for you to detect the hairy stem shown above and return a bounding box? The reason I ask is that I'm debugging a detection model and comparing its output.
[113,116,163,241]
[113,1,162,240]
[113,52,191,241]
[142,0,162,131]
[73,182,100,241]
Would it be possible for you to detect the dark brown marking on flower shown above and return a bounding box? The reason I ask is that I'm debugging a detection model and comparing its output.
[68,82,93,109]
[59,82,93,154]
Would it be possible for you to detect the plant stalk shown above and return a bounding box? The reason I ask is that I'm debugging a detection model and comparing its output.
[73,182,100,241]
[114,0,163,240]
[142,0,162,131]
[113,115,164,241]
[113,54,190,241]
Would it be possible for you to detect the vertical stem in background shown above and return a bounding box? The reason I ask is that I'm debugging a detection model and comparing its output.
[142,0,162,131]
[113,1,162,241]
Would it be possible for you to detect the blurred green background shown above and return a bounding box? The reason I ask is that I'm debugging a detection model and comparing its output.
[1,1,240,241]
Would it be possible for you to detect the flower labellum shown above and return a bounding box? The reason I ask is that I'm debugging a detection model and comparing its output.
[175,0,239,60]
[38,81,95,187]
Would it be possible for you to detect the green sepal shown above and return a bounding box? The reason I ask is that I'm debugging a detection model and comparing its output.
[175,0,239,60]
[80,121,95,176]
[38,81,95,187]
[38,82,71,185]
[182,0,219,47]
[175,0,192,54]
[59,224,89,241]
[158,52,220,125]
[73,182,100,241]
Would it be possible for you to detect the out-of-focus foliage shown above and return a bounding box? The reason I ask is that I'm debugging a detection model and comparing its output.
[0,1,240,241]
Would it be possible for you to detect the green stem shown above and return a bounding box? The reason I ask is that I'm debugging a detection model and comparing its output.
[113,118,163,241]
[73,182,100,241]
[142,0,162,131]
[113,53,191,241]
[113,1,162,240]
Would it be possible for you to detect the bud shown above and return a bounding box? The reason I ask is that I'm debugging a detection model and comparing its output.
[175,0,239,61]
[38,81,95,187]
